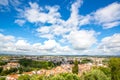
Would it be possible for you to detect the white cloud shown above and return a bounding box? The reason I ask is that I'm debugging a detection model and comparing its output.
[0,33,15,42]
[15,40,33,52]
[14,19,26,26]
[79,15,91,26]
[36,25,70,39]
[34,0,84,39]
[3,0,119,55]
[98,33,120,55]
[1,32,120,55]
[15,40,30,46]
[0,0,21,11]
[23,2,61,24]
[0,0,8,6]
[0,33,73,55]
[67,30,97,50]
[66,0,83,27]
[0,33,16,52]
[102,21,120,29]
[9,0,21,8]
[41,40,58,50]
[37,26,51,34]
[93,2,120,29]
[32,0,97,53]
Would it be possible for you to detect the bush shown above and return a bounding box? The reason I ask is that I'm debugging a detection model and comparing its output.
[0,77,5,80]
[18,73,80,80]
[80,69,109,80]
[48,73,80,80]
[0,68,18,76]
[72,59,78,74]
[50,75,65,80]
[109,58,120,80]
[19,59,55,69]
[18,74,30,80]
[0,67,3,73]
[80,59,93,64]
[98,67,111,78]
[0,61,7,66]
[65,73,79,80]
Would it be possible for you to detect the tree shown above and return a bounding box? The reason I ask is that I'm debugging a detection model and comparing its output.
[30,74,51,80]
[0,61,7,66]
[19,59,32,67]
[72,59,79,74]
[18,59,55,69]
[65,73,79,80]
[0,68,18,76]
[51,75,65,80]
[18,67,23,74]
[18,74,30,80]
[0,77,5,80]
[20,73,80,80]
[80,69,109,80]
[80,59,93,64]
[0,67,3,73]
[49,73,80,80]
[98,67,111,79]
[109,58,120,80]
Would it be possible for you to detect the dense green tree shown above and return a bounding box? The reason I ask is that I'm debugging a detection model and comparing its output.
[19,59,55,69]
[102,59,109,65]
[48,73,80,80]
[98,67,111,78]
[50,75,65,80]
[109,58,120,80]
[18,73,80,80]
[18,74,30,80]
[30,74,50,80]
[0,77,5,80]
[0,67,3,73]
[19,59,32,67]
[80,69,109,80]
[0,68,18,76]
[80,59,93,64]
[65,73,79,80]
[18,67,24,74]
[0,61,7,66]
[72,59,79,74]
[30,75,44,80]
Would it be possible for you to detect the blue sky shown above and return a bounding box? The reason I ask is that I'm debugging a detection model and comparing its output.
[0,0,120,55]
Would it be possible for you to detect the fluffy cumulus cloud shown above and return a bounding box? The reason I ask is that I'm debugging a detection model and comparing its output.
[0,33,73,55]
[0,33,15,52]
[0,0,21,11]
[67,30,97,50]
[14,19,26,26]
[0,33,14,41]
[98,34,120,55]
[35,0,86,38]
[22,2,61,24]
[0,0,8,6]
[0,32,97,55]
[93,2,120,29]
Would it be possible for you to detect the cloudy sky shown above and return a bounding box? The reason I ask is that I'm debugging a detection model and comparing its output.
[0,0,120,55]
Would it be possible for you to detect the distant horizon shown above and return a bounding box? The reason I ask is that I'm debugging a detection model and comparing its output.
[0,53,120,57]
[0,0,120,55]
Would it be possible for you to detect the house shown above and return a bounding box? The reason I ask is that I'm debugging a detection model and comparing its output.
[78,63,92,76]
[6,74,20,80]
[37,69,46,75]
[23,71,34,76]
[3,62,20,70]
